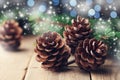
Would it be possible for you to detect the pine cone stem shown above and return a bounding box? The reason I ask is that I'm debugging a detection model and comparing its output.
[67,59,75,66]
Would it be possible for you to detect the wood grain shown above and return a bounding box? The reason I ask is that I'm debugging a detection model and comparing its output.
[24,55,91,80]
[0,36,36,80]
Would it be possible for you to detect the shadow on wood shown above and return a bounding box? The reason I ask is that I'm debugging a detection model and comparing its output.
[91,66,112,75]
[2,48,29,53]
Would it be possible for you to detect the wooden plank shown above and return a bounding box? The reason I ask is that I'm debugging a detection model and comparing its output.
[91,58,120,80]
[0,36,36,80]
[24,55,91,80]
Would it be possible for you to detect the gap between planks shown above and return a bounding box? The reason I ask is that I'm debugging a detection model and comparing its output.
[22,53,34,80]
[22,36,38,80]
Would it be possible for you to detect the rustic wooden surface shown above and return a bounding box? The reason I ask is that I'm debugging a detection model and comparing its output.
[0,36,120,80]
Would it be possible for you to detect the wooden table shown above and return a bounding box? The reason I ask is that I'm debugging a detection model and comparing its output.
[0,36,120,80]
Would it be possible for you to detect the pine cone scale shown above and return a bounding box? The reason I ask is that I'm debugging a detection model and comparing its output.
[42,61,54,68]
[47,56,57,61]
[35,49,49,59]
[36,55,46,62]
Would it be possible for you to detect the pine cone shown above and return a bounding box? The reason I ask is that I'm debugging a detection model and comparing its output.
[0,20,23,50]
[75,38,108,71]
[35,32,71,71]
[63,16,92,54]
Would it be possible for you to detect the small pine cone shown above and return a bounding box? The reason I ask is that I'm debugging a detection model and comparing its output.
[63,16,92,54]
[34,32,71,71]
[0,20,23,50]
[75,38,108,71]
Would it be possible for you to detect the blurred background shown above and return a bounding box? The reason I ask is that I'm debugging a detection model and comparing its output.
[0,0,120,18]
[0,0,120,35]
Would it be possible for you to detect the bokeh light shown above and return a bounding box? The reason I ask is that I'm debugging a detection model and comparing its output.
[69,0,77,7]
[27,0,35,7]
[110,11,117,18]
[39,4,47,13]
[52,0,60,6]
[70,9,77,17]
[94,12,100,18]
[106,0,113,4]
[88,9,95,16]
[61,0,68,4]
[94,5,101,12]
[86,0,93,5]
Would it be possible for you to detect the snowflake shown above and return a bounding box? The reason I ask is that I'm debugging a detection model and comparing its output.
[49,1,52,5]
[19,12,24,17]
[6,2,10,5]
[3,4,7,9]
[17,3,20,6]
[49,6,53,9]
[47,10,52,15]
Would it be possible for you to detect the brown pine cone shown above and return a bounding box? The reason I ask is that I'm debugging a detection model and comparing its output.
[0,20,23,50]
[34,32,71,71]
[75,38,108,71]
[63,16,92,54]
